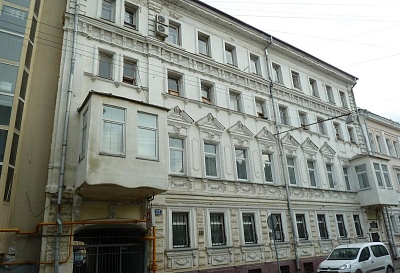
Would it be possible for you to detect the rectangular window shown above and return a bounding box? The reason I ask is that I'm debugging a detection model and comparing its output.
[317,117,327,135]
[353,215,364,237]
[374,163,384,187]
[210,213,226,246]
[198,33,210,56]
[368,132,376,152]
[279,106,289,125]
[317,214,329,239]
[287,157,297,185]
[272,63,283,83]
[229,91,241,112]
[235,148,248,180]
[333,122,343,140]
[271,214,284,242]
[347,127,356,143]
[326,164,335,188]
[101,0,115,21]
[336,214,347,238]
[291,71,301,90]
[201,81,213,104]
[225,43,236,66]
[356,164,370,189]
[0,94,13,126]
[393,141,399,157]
[3,167,14,202]
[124,4,137,29]
[296,214,308,240]
[376,135,383,153]
[307,161,317,187]
[255,99,266,119]
[263,153,273,183]
[250,54,260,75]
[169,137,184,174]
[167,72,181,96]
[172,212,189,248]
[326,85,335,104]
[309,78,319,97]
[243,213,257,244]
[339,91,348,108]
[386,138,394,156]
[390,215,399,233]
[167,23,180,45]
[343,167,351,190]
[204,143,218,177]
[299,111,308,130]
[395,170,400,187]
[381,164,392,188]
[102,105,125,155]
[80,108,89,158]
[137,112,158,159]
[123,58,137,85]
[99,51,113,79]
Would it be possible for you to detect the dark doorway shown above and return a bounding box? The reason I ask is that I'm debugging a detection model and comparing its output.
[73,226,145,273]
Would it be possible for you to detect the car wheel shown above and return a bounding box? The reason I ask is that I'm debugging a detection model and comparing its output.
[355,270,363,273]
[387,266,394,273]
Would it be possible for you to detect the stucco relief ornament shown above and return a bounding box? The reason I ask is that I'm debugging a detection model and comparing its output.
[213,255,227,262]
[91,75,97,82]
[174,125,181,135]
[174,258,190,266]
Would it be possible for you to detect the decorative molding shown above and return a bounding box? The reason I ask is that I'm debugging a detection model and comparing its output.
[320,142,336,160]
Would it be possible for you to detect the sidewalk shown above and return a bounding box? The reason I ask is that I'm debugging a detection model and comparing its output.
[394,258,400,270]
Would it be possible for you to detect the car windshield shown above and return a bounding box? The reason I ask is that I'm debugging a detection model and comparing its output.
[328,248,360,260]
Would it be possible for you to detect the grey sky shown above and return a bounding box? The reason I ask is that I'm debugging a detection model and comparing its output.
[202,0,400,122]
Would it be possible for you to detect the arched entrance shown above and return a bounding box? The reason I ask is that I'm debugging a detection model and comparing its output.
[72,225,145,273]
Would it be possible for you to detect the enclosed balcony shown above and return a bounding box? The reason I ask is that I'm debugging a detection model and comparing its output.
[351,155,399,207]
[75,92,169,201]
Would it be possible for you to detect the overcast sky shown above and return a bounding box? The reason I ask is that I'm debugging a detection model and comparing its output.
[201,0,400,122]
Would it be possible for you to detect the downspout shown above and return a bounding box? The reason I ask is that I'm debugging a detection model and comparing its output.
[265,37,300,271]
[383,208,397,258]
[54,1,79,272]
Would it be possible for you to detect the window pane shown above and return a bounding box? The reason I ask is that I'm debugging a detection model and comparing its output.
[0,6,28,34]
[0,63,19,94]
[0,32,23,62]
[99,53,112,79]
[236,149,247,180]
[263,154,273,182]
[103,106,124,121]
[0,95,14,126]
[210,213,225,246]
[172,213,189,248]
[9,133,19,166]
[103,122,123,153]
[3,167,14,202]
[0,129,8,162]
[138,113,157,128]
[14,99,24,131]
[138,128,156,158]
[169,138,183,174]
[204,143,216,154]
[101,0,114,21]
[7,0,31,8]
[243,214,256,244]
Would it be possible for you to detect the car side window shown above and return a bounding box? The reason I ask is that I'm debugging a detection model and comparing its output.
[359,247,371,261]
[371,245,389,257]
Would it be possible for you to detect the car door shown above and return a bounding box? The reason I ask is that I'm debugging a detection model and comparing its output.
[359,246,377,273]
[370,244,391,273]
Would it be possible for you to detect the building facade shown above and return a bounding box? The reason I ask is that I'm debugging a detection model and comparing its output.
[0,0,65,271]
[1,1,399,273]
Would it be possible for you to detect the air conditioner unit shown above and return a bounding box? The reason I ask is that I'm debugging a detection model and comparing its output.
[156,23,169,37]
[156,14,168,26]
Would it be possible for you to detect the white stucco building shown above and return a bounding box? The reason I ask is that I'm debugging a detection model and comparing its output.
[2,1,399,273]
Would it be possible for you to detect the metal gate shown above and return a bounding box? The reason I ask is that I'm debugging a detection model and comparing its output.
[72,226,145,273]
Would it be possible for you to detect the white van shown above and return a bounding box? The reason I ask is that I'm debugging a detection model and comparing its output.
[317,242,394,273]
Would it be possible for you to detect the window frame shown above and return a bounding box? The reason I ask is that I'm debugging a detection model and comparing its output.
[343,166,351,191]
[333,122,343,140]
[272,62,283,83]
[307,160,317,187]
[101,105,126,156]
[295,213,309,241]
[197,32,211,56]
[240,211,260,245]
[169,136,185,175]
[326,85,335,104]
[326,163,335,189]
[339,90,348,108]
[298,111,308,130]
[355,163,370,189]
[249,54,261,75]
[352,214,364,238]
[286,156,298,185]
[309,77,319,97]
[98,50,114,80]
[224,43,237,66]
[235,147,249,181]
[101,0,115,22]
[262,153,274,183]
[291,70,302,90]
[229,91,241,112]
[269,212,286,242]
[317,117,327,135]
[137,112,158,160]
[335,214,348,238]
[168,207,196,250]
[122,57,137,85]
[255,99,267,119]
[316,213,329,240]
[79,107,89,159]
[200,81,213,104]
[279,105,289,125]
[124,3,137,29]
[347,126,356,144]
[205,208,231,248]
[204,142,219,178]
[166,21,180,45]
[167,71,182,96]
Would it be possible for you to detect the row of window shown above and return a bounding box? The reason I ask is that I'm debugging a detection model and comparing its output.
[171,209,364,249]
[170,135,353,190]
[369,131,400,158]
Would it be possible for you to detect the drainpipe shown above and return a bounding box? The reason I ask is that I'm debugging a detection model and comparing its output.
[265,37,300,271]
[54,1,79,272]
[383,208,397,258]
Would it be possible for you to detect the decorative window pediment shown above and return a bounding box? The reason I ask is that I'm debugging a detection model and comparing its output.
[167,106,194,136]
[256,127,277,153]
[301,137,319,160]
[228,121,253,147]
[281,133,299,156]
[196,113,225,141]
[320,142,336,162]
